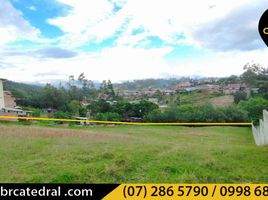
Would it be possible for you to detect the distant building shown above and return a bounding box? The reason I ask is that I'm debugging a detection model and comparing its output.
[148,98,158,104]
[160,89,175,96]
[0,79,17,109]
[0,79,5,109]
[199,84,221,91]
[4,91,16,108]
[223,83,247,94]
[176,81,192,90]
[0,78,31,120]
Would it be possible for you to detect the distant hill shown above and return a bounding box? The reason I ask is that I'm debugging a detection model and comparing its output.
[114,78,181,90]
[3,80,43,99]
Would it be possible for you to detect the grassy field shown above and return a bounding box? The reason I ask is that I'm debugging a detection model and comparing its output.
[209,95,234,107]
[0,123,267,183]
[179,91,233,107]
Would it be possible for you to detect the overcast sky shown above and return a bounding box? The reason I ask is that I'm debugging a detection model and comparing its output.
[0,0,268,83]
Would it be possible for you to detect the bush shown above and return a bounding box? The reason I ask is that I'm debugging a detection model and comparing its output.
[143,109,163,122]
[238,97,268,122]
[233,91,247,104]
[144,104,248,123]
[52,111,71,119]
[31,108,41,117]
[95,112,121,121]
[190,104,226,122]
[112,100,159,118]
[78,107,87,117]
[220,106,249,122]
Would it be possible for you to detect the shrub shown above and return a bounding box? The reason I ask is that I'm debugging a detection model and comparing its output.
[31,108,41,117]
[220,106,249,122]
[144,104,248,123]
[238,97,268,122]
[234,91,247,104]
[52,111,71,119]
[95,112,121,121]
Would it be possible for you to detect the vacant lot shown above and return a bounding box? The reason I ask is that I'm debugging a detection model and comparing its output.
[0,123,267,183]
[209,95,234,107]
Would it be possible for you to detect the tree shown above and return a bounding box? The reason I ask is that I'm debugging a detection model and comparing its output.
[78,73,85,81]
[100,80,107,92]
[82,79,97,99]
[155,90,164,104]
[134,100,159,117]
[112,101,134,118]
[68,85,83,101]
[68,100,80,116]
[52,111,71,119]
[241,64,259,87]
[99,80,115,100]
[220,106,248,122]
[144,104,248,123]
[241,62,268,90]
[238,97,268,122]
[233,91,247,104]
[41,84,68,110]
[218,75,240,85]
[79,106,87,117]
[95,112,121,121]
[107,80,115,99]
[88,99,111,116]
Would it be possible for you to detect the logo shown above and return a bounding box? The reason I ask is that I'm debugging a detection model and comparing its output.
[259,9,268,46]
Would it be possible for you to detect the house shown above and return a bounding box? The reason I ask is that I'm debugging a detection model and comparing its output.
[4,91,16,108]
[199,84,221,92]
[0,78,31,121]
[0,78,5,109]
[0,79,17,109]
[176,81,192,90]
[160,89,175,96]
[223,83,246,94]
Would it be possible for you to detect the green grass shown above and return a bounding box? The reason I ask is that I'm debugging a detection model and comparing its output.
[179,91,210,105]
[0,123,267,183]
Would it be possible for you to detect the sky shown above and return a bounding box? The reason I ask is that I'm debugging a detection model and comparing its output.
[0,0,268,83]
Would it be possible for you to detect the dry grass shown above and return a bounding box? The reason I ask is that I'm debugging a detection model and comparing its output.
[209,95,234,107]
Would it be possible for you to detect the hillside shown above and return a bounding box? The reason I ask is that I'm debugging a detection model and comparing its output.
[3,80,42,99]
[114,78,180,90]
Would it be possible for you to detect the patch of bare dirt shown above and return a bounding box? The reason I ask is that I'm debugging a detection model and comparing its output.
[209,95,234,107]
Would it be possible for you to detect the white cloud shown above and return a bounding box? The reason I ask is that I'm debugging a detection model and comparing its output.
[2,0,268,83]
[187,0,268,51]
[48,0,262,50]
[1,44,268,83]
[48,0,117,46]
[0,45,172,82]
[27,5,37,11]
[167,49,268,77]
[0,0,40,45]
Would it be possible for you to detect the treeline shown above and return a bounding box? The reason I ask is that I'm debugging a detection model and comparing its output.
[144,104,248,122]
[4,80,42,101]
[144,97,268,123]
[114,78,179,90]
[88,96,268,123]
[91,100,158,121]
[4,63,268,123]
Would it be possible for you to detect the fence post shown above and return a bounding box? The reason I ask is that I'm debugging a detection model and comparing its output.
[252,110,268,146]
